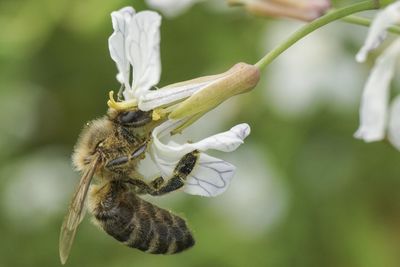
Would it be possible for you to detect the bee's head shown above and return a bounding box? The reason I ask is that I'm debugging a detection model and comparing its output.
[72,118,114,172]
[107,108,153,128]
[107,108,163,139]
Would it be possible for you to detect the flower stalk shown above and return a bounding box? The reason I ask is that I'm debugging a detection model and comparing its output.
[255,0,395,70]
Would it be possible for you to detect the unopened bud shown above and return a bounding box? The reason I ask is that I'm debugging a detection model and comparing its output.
[169,62,260,119]
[228,0,331,22]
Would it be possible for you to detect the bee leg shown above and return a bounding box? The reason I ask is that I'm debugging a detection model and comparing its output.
[122,177,165,195]
[123,178,153,195]
[105,156,129,169]
[148,150,199,196]
[124,175,181,196]
[150,177,164,189]
[105,144,147,172]
[123,150,199,196]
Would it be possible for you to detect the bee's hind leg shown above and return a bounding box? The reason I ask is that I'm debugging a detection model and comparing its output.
[123,178,154,195]
[124,150,199,196]
[149,150,199,196]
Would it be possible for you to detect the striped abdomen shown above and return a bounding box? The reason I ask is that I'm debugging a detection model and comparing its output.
[90,181,195,254]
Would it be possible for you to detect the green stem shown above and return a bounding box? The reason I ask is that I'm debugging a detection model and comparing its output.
[255,0,385,69]
[342,15,400,35]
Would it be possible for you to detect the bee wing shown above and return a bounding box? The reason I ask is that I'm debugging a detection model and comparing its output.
[59,157,99,265]
[183,153,236,197]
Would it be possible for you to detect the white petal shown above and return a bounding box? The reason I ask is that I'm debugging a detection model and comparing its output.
[184,153,236,197]
[108,7,135,90]
[125,11,162,100]
[354,38,400,142]
[388,95,400,150]
[138,80,211,111]
[150,120,250,197]
[137,152,163,180]
[356,2,400,62]
[152,121,250,156]
[185,123,250,152]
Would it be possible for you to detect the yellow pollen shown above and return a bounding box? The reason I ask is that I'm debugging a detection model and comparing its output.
[152,108,167,121]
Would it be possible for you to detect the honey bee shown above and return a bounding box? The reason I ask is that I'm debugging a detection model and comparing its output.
[59,108,199,264]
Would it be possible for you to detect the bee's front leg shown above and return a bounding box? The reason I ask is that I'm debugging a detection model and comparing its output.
[105,144,147,173]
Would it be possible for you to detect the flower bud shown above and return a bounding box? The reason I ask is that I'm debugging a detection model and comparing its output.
[227,0,331,22]
[169,62,260,119]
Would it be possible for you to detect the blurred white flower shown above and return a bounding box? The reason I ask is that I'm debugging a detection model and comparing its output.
[0,83,42,158]
[354,2,400,144]
[107,7,256,197]
[211,146,288,236]
[356,2,400,63]
[388,95,400,149]
[146,0,201,17]
[263,22,364,117]
[0,148,76,229]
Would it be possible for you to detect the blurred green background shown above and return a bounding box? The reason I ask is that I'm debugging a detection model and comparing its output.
[1,0,400,266]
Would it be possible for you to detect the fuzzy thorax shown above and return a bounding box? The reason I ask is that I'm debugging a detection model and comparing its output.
[72,118,114,172]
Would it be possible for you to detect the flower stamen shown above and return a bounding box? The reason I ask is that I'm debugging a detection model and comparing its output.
[152,108,167,121]
[107,91,138,111]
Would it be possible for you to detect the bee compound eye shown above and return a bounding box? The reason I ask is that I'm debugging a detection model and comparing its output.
[118,110,151,127]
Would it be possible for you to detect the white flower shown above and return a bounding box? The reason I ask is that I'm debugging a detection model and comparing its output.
[356,2,400,63]
[108,7,161,101]
[354,2,400,144]
[145,0,200,17]
[388,95,400,149]
[263,23,364,117]
[108,7,259,118]
[1,148,76,228]
[211,146,288,236]
[151,120,251,196]
[108,7,253,196]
